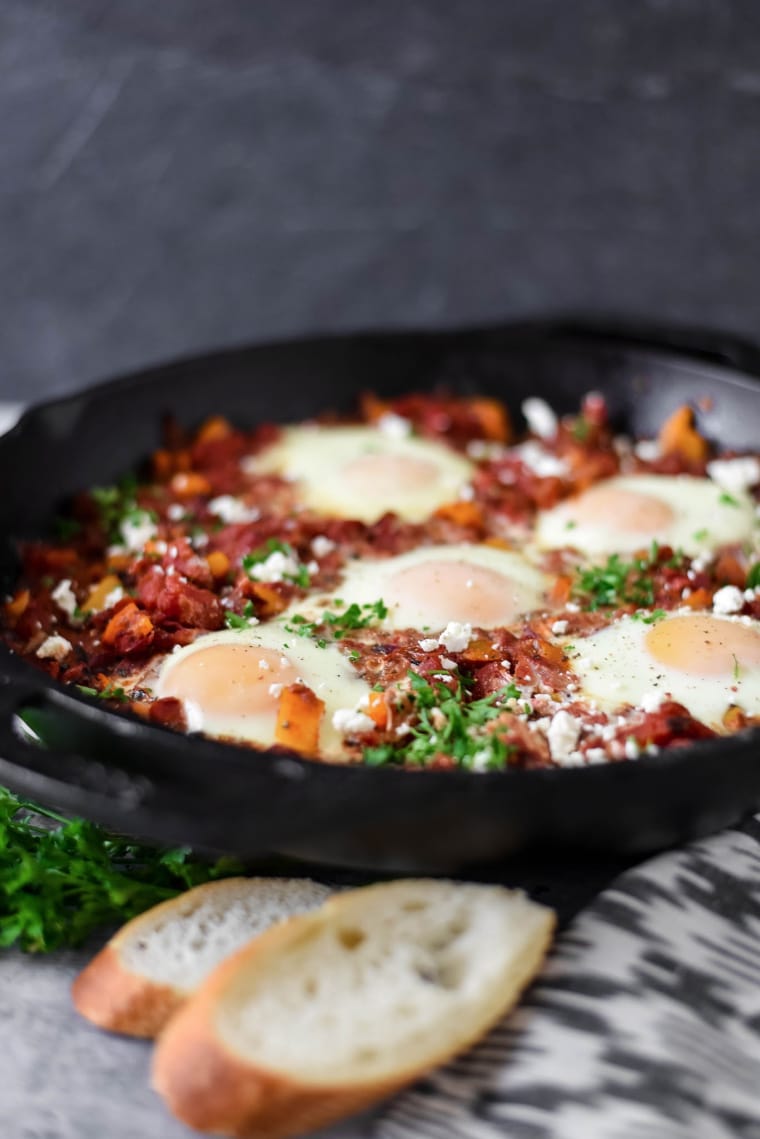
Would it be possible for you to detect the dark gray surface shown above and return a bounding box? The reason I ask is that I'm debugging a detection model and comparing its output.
[3,0,760,401]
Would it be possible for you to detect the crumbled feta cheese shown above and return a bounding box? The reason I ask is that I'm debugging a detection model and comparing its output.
[586,747,608,764]
[564,601,581,613]
[268,683,284,698]
[120,511,158,552]
[624,738,641,759]
[167,503,185,521]
[376,412,412,440]
[51,579,78,620]
[310,535,336,558]
[247,550,301,583]
[458,484,475,501]
[466,439,506,461]
[745,587,759,602]
[521,397,558,440]
[332,709,375,734]
[547,710,581,763]
[208,495,260,524]
[438,621,473,653]
[258,658,270,670]
[470,749,493,773]
[440,657,457,670]
[713,585,745,615]
[640,691,664,714]
[690,553,711,575]
[634,439,661,461]
[419,637,439,652]
[36,634,71,661]
[191,532,209,548]
[510,442,569,479]
[103,586,126,610]
[551,619,568,636]
[707,456,760,494]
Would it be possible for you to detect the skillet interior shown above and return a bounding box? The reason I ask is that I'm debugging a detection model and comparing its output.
[2,319,760,871]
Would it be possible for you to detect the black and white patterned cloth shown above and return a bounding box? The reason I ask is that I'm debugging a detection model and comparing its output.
[378,819,760,1139]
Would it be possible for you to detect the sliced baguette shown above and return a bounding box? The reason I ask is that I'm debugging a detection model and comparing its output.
[72,876,332,1038]
[152,879,555,1139]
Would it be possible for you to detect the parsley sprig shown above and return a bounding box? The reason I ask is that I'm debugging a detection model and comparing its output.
[0,787,240,953]
[364,671,520,771]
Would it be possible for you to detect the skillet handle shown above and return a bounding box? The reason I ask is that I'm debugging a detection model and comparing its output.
[0,678,154,812]
[555,318,760,377]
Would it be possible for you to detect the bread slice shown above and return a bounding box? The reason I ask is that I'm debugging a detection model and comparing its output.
[152,879,555,1139]
[72,876,332,1038]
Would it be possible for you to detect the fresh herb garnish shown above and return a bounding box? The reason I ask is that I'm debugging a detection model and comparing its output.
[224,601,257,629]
[75,683,129,703]
[363,671,520,771]
[0,787,240,952]
[324,600,388,637]
[575,550,656,610]
[242,539,310,587]
[571,416,591,442]
[284,600,388,645]
[719,492,740,507]
[746,563,760,590]
[91,476,141,543]
[632,608,667,624]
[693,528,709,542]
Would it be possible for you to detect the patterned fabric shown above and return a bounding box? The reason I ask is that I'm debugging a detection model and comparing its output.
[378,819,760,1139]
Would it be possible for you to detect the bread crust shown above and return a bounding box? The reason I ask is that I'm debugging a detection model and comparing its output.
[152,889,555,1139]
[72,944,182,1038]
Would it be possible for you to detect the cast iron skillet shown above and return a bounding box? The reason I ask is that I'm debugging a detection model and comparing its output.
[2,319,760,872]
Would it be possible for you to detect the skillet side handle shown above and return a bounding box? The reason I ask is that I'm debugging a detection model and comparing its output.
[554,318,760,378]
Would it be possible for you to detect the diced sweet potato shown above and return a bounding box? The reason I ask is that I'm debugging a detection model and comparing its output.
[433,501,484,529]
[102,602,154,648]
[469,397,511,443]
[275,683,325,754]
[658,405,708,462]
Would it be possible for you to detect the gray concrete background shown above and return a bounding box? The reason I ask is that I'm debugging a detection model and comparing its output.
[3,0,760,401]
[3,4,760,1137]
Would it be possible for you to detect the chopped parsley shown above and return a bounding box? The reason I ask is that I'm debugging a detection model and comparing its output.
[362,671,520,771]
[632,608,666,624]
[242,539,310,587]
[283,600,388,646]
[76,684,129,703]
[224,601,257,629]
[575,551,655,610]
[746,563,760,590]
[91,476,142,543]
[719,492,740,507]
[693,528,709,542]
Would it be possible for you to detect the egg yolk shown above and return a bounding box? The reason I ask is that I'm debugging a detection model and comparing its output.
[646,615,760,677]
[566,486,675,533]
[388,559,538,628]
[341,453,441,495]
[159,645,299,718]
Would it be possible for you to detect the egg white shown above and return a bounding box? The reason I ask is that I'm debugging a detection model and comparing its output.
[243,425,474,523]
[563,611,760,727]
[155,625,371,758]
[284,542,550,633]
[535,474,757,557]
